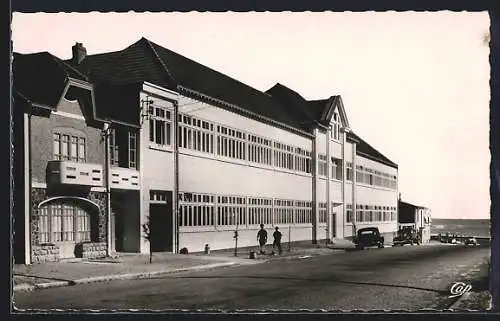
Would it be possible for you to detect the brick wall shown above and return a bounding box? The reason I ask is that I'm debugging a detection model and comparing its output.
[30,113,104,184]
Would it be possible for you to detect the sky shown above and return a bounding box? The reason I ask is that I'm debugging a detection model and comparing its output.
[11,12,491,219]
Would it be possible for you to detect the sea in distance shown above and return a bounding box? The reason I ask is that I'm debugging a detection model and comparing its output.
[431,218,490,238]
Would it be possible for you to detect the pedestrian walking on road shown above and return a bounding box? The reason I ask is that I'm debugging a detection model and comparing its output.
[273,226,283,255]
[257,224,268,254]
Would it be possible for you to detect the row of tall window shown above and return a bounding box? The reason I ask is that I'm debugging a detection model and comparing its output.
[148,106,311,171]
[346,204,397,223]
[178,192,313,228]
[147,107,398,186]
[148,107,313,174]
[355,165,397,190]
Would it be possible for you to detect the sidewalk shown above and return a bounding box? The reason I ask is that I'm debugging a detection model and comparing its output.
[12,252,258,293]
[12,243,345,293]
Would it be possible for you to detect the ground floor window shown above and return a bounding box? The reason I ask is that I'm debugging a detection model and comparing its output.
[319,202,327,223]
[178,192,314,229]
[179,193,215,227]
[295,201,312,224]
[217,196,247,226]
[349,204,397,223]
[37,200,94,244]
[248,197,273,225]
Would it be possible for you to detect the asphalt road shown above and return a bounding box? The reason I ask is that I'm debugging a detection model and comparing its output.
[14,244,490,311]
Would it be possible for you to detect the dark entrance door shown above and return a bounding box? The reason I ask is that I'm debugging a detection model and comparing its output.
[149,192,173,252]
[113,208,124,252]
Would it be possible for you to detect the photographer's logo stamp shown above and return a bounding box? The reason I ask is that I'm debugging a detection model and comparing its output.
[449,282,472,298]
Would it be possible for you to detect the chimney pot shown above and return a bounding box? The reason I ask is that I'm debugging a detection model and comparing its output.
[72,42,87,65]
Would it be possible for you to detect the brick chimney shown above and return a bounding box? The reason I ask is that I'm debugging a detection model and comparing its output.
[72,42,87,65]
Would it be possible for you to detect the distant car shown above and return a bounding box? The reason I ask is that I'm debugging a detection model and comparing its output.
[465,237,480,247]
[393,228,420,246]
[353,227,385,250]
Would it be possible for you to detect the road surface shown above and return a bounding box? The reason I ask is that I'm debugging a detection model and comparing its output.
[14,244,490,311]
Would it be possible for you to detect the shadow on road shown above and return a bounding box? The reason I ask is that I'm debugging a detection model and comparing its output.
[13,273,77,285]
[160,274,449,295]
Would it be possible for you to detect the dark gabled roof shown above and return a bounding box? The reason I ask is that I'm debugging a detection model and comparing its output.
[347,132,398,169]
[71,38,304,132]
[306,99,330,121]
[266,83,322,129]
[266,83,397,168]
[13,52,88,108]
[75,39,173,89]
[399,200,429,210]
[399,200,419,209]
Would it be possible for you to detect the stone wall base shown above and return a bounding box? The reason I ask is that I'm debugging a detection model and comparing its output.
[32,244,60,263]
[74,242,107,259]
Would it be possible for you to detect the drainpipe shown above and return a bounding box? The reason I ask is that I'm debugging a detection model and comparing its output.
[26,111,32,264]
[326,128,331,243]
[174,101,180,253]
[340,127,346,241]
[103,122,112,257]
[352,141,357,236]
[311,129,317,244]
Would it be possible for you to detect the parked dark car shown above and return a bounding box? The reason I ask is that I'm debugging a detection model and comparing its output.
[393,226,420,246]
[353,227,385,250]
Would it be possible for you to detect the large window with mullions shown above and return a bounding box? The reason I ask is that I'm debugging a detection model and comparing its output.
[53,133,86,162]
[37,200,95,244]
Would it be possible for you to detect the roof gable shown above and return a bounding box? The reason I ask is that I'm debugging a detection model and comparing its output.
[14,52,89,108]
[321,95,350,129]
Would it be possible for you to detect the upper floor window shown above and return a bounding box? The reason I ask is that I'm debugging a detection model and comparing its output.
[330,111,341,141]
[149,105,172,146]
[331,157,343,180]
[216,125,246,160]
[346,162,353,181]
[53,133,86,162]
[128,132,137,169]
[110,127,138,169]
[274,142,294,170]
[318,154,328,177]
[179,114,214,154]
[248,134,273,166]
[294,147,312,174]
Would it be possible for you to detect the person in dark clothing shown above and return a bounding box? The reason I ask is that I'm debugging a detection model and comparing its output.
[273,226,283,255]
[257,224,268,254]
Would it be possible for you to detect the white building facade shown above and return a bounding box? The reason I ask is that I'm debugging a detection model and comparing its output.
[14,38,401,261]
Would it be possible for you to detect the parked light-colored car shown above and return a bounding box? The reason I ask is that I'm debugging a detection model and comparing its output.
[465,237,480,247]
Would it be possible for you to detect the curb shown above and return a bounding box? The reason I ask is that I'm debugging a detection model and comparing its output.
[13,261,237,293]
